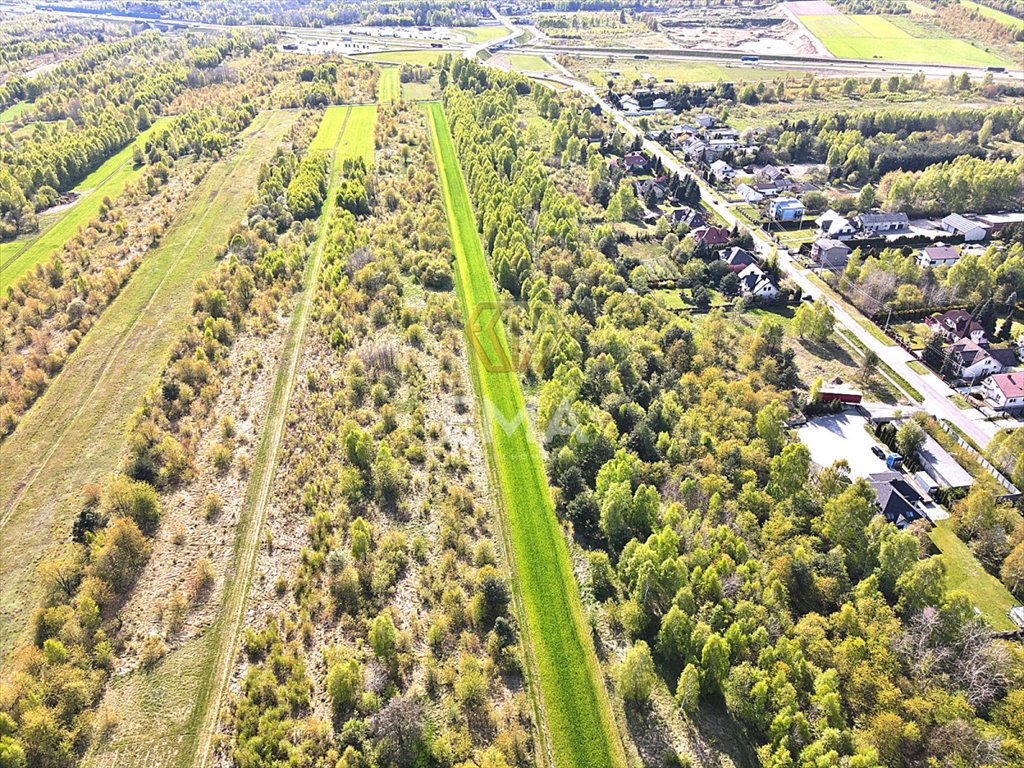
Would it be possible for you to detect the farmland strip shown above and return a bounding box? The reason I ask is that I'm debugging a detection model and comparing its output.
[426,101,626,768]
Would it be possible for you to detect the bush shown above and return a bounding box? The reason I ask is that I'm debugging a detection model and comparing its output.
[100,475,161,534]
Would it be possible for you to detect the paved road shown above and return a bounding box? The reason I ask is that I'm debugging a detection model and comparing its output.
[540,61,1002,449]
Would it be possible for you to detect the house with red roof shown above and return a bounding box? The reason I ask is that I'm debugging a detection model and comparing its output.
[690,225,730,246]
[983,371,1024,411]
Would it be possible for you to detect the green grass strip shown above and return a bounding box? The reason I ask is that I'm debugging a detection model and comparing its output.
[1,118,168,292]
[426,101,625,768]
[377,66,401,104]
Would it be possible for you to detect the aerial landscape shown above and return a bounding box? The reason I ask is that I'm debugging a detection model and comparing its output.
[0,0,1023,766]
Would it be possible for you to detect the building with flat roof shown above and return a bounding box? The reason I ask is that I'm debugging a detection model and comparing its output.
[916,430,974,491]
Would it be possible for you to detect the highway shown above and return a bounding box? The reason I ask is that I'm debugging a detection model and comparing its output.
[539,58,1004,449]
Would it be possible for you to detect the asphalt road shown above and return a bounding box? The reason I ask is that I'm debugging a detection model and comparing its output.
[541,60,1002,449]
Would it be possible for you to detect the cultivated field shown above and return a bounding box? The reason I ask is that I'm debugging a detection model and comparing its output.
[82,105,379,768]
[0,109,297,659]
[377,65,400,103]
[454,25,508,43]
[427,101,626,768]
[1,119,168,292]
[801,12,1008,65]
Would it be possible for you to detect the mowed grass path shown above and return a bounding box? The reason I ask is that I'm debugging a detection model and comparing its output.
[802,13,1008,65]
[82,106,379,768]
[929,520,1019,631]
[427,102,625,768]
[377,66,401,103]
[1,119,168,292]
[0,110,298,660]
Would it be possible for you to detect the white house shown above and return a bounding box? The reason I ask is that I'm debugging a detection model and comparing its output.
[736,183,763,203]
[983,371,1024,411]
[710,159,735,182]
[695,113,717,128]
[917,244,961,268]
[738,263,779,299]
[946,338,1014,380]
[942,213,989,242]
[652,97,669,110]
[815,209,857,239]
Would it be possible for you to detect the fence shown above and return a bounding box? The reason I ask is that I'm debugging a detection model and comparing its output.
[936,420,1021,502]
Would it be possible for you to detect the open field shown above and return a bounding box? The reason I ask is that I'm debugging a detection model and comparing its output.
[928,520,1019,631]
[961,0,1024,28]
[357,49,448,65]
[0,100,32,123]
[1,119,167,292]
[454,25,508,43]
[506,54,554,72]
[427,101,626,768]
[0,109,297,660]
[377,65,400,103]
[401,79,436,100]
[82,105,379,768]
[801,13,1008,65]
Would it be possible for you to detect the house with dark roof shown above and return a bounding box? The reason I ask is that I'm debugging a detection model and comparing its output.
[721,246,757,272]
[917,244,961,268]
[983,371,1024,411]
[738,263,779,299]
[622,151,648,172]
[856,211,909,234]
[811,238,852,269]
[945,338,1016,380]
[941,213,989,241]
[925,309,986,344]
[635,177,669,203]
[867,471,925,528]
[671,207,707,229]
[691,225,730,246]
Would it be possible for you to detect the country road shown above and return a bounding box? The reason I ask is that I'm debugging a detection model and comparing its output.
[540,60,1005,450]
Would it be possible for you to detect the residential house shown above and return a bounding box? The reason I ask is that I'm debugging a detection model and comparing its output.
[856,211,909,234]
[722,246,757,272]
[917,244,961,268]
[925,309,986,344]
[752,182,780,198]
[941,213,989,242]
[652,97,669,110]
[768,197,804,223]
[757,165,791,190]
[671,207,707,229]
[945,338,1016,380]
[867,471,925,528]
[678,137,708,162]
[710,159,735,182]
[694,113,716,128]
[738,263,779,300]
[622,151,648,172]
[736,183,764,203]
[691,225,730,246]
[983,371,1024,411]
[620,95,640,113]
[636,177,669,203]
[815,209,857,239]
[811,238,852,269]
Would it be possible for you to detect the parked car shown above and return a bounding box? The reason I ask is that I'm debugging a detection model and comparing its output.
[871,445,886,459]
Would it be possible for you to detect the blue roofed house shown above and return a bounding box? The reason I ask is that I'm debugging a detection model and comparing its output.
[768,196,804,223]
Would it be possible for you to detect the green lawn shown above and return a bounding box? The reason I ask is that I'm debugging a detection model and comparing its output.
[427,101,626,768]
[929,520,1019,631]
[377,65,401,103]
[358,49,448,66]
[1,118,168,292]
[0,100,32,124]
[0,110,298,661]
[401,79,436,100]
[506,54,553,72]
[82,105,380,768]
[582,59,810,87]
[802,13,1008,65]
[961,0,1024,29]
[453,25,508,43]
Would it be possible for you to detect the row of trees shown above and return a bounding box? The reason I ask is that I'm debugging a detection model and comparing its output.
[0,104,330,767]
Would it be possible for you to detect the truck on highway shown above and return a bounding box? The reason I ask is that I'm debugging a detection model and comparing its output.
[740,55,759,63]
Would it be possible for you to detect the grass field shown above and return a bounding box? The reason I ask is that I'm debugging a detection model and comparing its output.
[0,100,32,123]
[1,119,168,292]
[802,13,1008,65]
[453,25,508,43]
[377,66,400,103]
[357,49,448,65]
[427,101,626,768]
[961,0,1024,28]
[929,520,1019,631]
[506,54,554,72]
[401,79,437,100]
[0,110,298,662]
[81,106,379,768]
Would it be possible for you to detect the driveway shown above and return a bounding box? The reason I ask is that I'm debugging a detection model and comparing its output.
[797,412,892,479]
